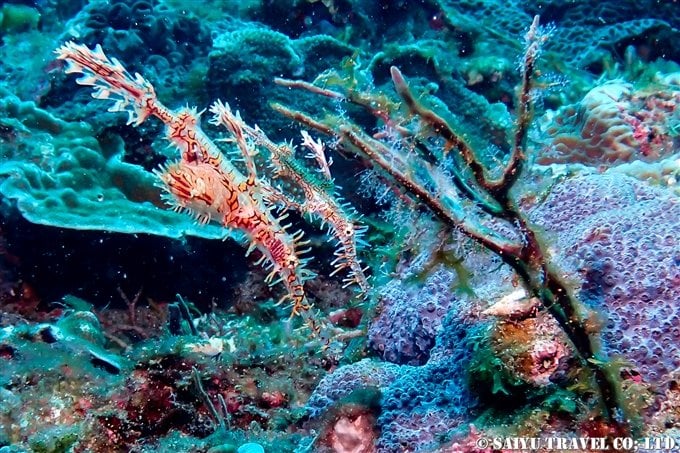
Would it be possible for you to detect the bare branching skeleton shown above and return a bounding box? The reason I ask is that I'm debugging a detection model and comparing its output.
[273,16,631,436]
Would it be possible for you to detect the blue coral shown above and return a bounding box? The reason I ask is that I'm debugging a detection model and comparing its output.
[368,267,460,365]
[307,293,485,452]
[376,309,484,452]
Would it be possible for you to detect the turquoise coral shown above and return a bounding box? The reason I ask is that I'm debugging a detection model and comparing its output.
[0,88,231,240]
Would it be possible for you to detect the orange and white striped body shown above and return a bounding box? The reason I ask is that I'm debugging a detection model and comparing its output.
[56,41,312,317]
[157,158,310,315]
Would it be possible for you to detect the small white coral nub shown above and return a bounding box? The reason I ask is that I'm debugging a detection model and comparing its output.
[482,289,540,321]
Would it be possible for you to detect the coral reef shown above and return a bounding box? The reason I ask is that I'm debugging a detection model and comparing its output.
[368,267,459,365]
[276,14,635,436]
[65,0,211,75]
[0,1,679,452]
[307,301,482,452]
[0,302,330,452]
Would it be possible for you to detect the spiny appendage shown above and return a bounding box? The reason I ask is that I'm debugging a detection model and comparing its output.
[208,100,259,182]
[247,219,315,317]
[167,101,314,318]
[237,126,371,295]
[285,176,370,295]
[55,41,163,126]
[58,43,316,323]
[156,157,314,316]
[300,130,332,180]
[320,201,370,294]
[294,144,370,293]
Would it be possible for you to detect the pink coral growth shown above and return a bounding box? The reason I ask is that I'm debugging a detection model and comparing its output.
[539,80,679,167]
[329,414,377,453]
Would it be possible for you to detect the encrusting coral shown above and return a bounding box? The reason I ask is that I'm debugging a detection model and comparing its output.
[0,87,231,240]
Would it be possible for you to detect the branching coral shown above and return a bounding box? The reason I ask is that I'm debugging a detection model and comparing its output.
[273,16,632,436]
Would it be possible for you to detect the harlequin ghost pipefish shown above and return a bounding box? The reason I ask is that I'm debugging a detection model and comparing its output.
[54,42,316,318]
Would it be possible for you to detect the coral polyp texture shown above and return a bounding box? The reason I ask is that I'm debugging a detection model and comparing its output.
[530,174,680,387]
[539,80,679,166]
[0,1,679,452]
